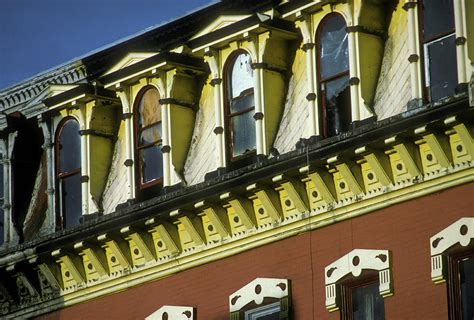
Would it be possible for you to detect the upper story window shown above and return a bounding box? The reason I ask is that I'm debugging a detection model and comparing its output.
[134,86,163,189]
[430,217,474,320]
[224,51,256,162]
[421,0,457,101]
[55,118,81,229]
[341,279,385,320]
[317,14,351,138]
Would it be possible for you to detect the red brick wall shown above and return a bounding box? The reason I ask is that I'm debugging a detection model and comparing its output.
[38,182,473,320]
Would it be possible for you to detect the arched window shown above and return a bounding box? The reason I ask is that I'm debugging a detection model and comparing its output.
[421,0,457,101]
[134,86,163,189]
[55,118,81,229]
[317,14,351,137]
[225,51,256,162]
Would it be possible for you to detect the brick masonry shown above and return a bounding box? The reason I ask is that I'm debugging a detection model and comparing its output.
[38,182,473,320]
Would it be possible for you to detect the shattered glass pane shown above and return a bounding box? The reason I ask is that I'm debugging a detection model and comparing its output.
[140,144,163,183]
[426,34,457,101]
[323,75,351,137]
[422,0,454,41]
[319,14,349,80]
[231,111,256,157]
[230,52,254,99]
[138,88,161,127]
[231,91,254,113]
[62,174,82,228]
[139,123,162,146]
[58,119,81,174]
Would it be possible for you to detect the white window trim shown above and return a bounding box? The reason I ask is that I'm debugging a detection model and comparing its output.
[430,217,474,283]
[145,305,194,320]
[324,248,392,312]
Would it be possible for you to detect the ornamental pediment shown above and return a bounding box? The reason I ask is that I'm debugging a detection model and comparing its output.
[103,52,158,76]
[191,15,251,40]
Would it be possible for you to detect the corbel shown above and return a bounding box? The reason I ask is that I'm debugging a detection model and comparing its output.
[5,265,39,304]
[170,209,205,250]
[195,201,230,241]
[299,165,336,207]
[272,174,309,214]
[384,136,422,182]
[327,156,364,201]
[97,233,132,271]
[34,262,63,295]
[114,83,132,114]
[73,241,109,279]
[354,146,393,190]
[220,192,256,233]
[246,183,282,224]
[120,226,156,265]
[51,249,85,288]
[414,125,452,173]
[444,117,473,164]
[294,12,313,45]
[145,219,181,258]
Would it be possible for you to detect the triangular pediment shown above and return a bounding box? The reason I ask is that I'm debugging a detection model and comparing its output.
[103,52,158,76]
[191,15,251,40]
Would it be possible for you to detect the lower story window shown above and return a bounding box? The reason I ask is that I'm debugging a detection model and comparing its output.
[342,280,385,320]
[245,301,281,320]
[448,253,474,319]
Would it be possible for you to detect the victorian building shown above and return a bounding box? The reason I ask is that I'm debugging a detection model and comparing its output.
[0,0,473,319]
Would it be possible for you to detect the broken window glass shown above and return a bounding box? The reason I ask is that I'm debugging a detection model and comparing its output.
[136,87,163,187]
[318,14,351,137]
[422,0,457,102]
[226,51,256,160]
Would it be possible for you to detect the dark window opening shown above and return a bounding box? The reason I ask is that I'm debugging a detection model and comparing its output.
[447,252,474,320]
[245,301,281,320]
[10,115,44,242]
[56,118,81,229]
[421,0,457,101]
[134,87,163,191]
[340,277,385,320]
[317,14,351,137]
[225,51,256,164]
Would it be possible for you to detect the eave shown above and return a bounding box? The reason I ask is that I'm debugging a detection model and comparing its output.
[42,84,119,110]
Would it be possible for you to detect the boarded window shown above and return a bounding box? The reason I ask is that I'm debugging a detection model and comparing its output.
[422,0,457,101]
[317,14,351,137]
[225,51,256,160]
[135,87,163,188]
[56,118,82,229]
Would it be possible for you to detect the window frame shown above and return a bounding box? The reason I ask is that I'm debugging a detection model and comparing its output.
[316,13,351,138]
[339,275,385,320]
[133,85,164,191]
[446,251,474,320]
[419,0,457,102]
[223,49,257,166]
[54,116,82,230]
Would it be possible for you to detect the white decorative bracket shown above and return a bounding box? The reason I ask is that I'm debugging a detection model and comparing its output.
[430,217,474,284]
[229,278,289,313]
[324,249,392,312]
[145,305,194,320]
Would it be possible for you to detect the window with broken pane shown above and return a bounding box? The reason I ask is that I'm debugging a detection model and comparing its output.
[56,118,82,229]
[421,0,457,101]
[135,87,163,188]
[317,13,351,137]
[225,51,256,160]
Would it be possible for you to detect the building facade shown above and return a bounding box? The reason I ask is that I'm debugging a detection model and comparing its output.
[0,0,473,319]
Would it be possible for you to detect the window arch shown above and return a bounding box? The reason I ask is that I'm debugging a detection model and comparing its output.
[55,117,81,229]
[317,13,351,138]
[420,0,457,102]
[134,86,163,189]
[224,50,256,162]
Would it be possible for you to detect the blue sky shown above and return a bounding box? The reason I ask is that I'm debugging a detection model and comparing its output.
[0,0,214,90]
